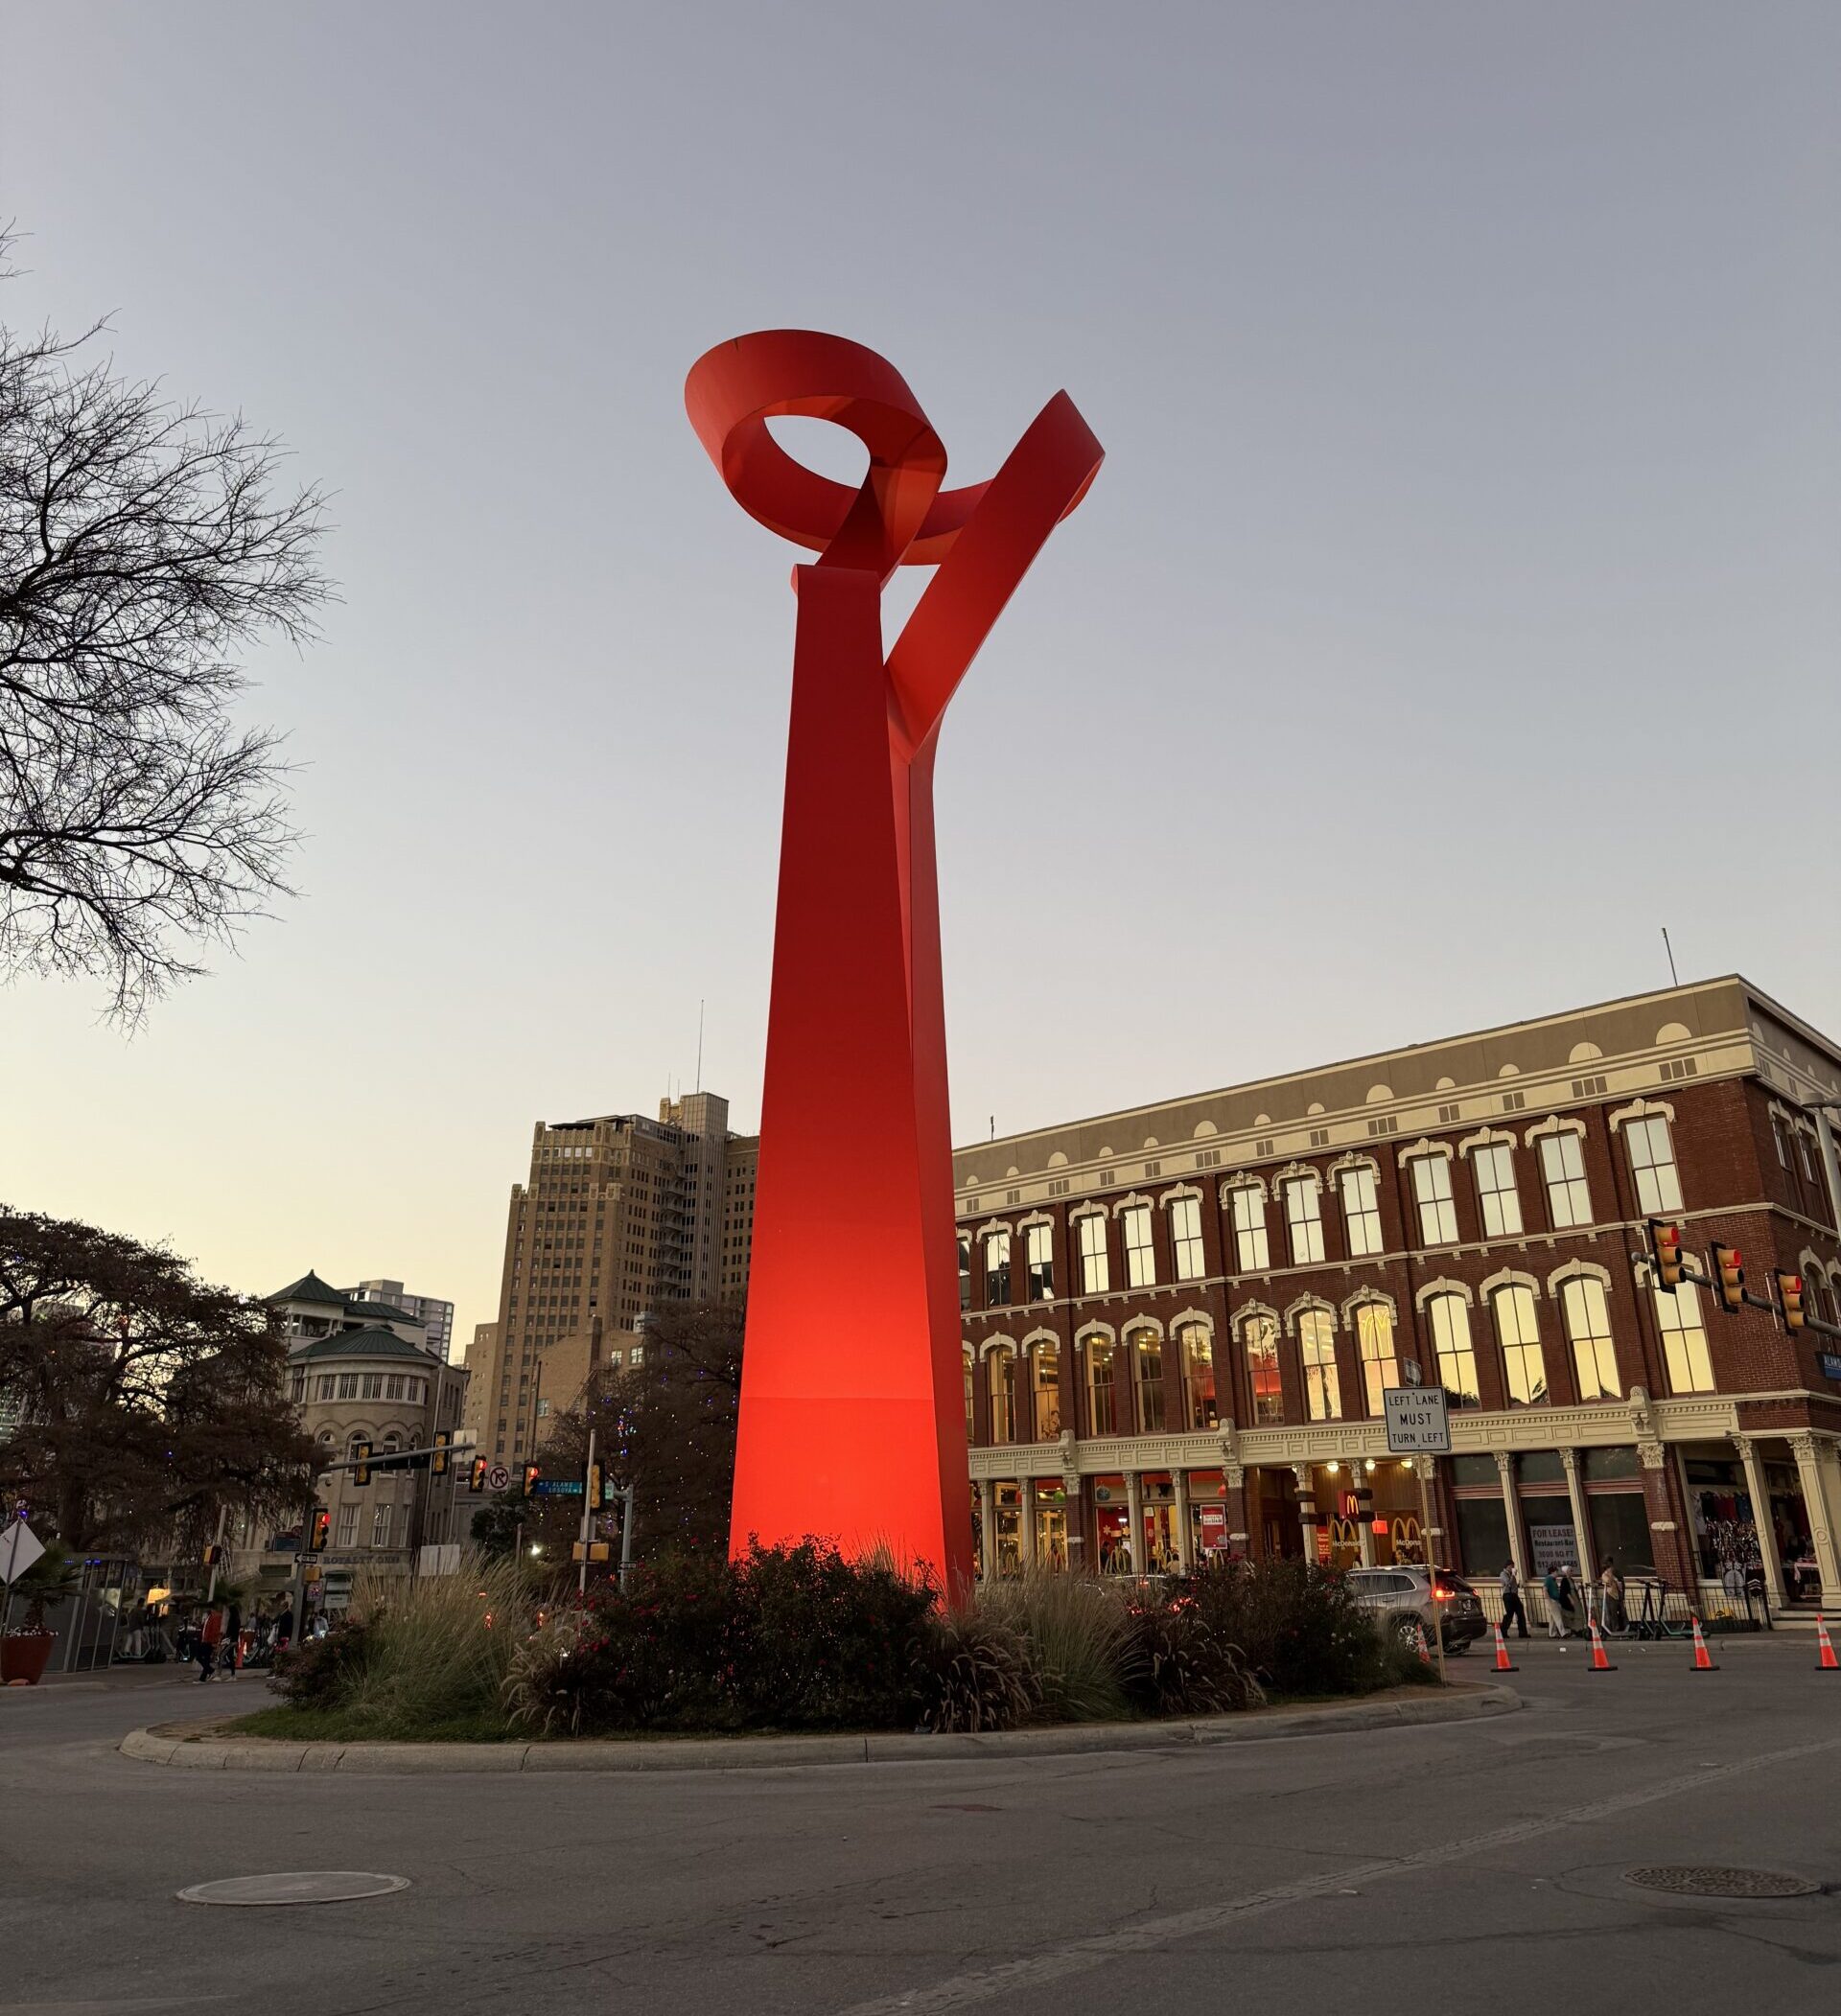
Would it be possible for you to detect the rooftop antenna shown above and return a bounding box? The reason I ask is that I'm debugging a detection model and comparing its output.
[1662,927,1679,988]
[695,999,705,1095]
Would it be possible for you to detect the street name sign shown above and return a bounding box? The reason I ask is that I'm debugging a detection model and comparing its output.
[1383,1387,1451,1455]
[533,1479,584,1497]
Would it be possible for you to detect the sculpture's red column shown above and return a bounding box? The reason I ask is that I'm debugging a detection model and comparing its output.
[686,332,1102,1595]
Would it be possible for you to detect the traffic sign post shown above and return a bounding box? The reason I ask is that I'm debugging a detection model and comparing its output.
[1383,1387,1451,1687]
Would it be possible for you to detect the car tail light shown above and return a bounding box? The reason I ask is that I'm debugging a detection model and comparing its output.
[1433,1586,1453,1602]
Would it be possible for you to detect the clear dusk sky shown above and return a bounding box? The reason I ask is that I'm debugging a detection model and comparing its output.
[3,4,1836,1355]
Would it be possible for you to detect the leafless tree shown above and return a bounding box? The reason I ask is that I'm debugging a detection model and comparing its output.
[0,229,329,1020]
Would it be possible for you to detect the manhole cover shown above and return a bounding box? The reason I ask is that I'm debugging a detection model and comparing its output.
[177,1871,410,1907]
[1625,1865,1819,1899]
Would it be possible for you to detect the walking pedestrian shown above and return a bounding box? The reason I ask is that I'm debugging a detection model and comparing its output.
[1543,1565,1569,1638]
[195,1605,222,1682]
[222,1599,243,1676]
[1499,1561,1528,1639]
[1599,1560,1624,1633]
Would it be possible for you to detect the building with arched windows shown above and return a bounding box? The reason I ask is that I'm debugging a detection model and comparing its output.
[958,978,1841,1612]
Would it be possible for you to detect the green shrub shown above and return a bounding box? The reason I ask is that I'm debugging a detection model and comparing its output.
[1122,1599,1265,1718]
[978,1569,1133,1723]
[912,1609,1042,1732]
[1170,1558,1397,1699]
[271,1615,374,1708]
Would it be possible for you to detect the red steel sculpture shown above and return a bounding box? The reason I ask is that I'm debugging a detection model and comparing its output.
[686,331,1103,1593]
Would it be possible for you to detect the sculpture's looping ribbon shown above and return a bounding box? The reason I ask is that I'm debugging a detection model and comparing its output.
[685,329,1104,740]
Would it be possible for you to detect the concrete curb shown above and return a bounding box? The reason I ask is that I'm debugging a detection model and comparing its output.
[118,1681,1516,1775]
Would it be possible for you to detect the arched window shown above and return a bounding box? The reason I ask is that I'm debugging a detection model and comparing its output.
[1560,1277,1619,1400]
[1032,1341,1061,1441]
[1129,1325,1166,1432]
[1178,1322,1217,1429]
[962,1350,974,1439]
[1085,1334,1117,1434]
[1655,1280,1713,1394]
[346,1431,366,1461]
[987,1349,1016,1444]
[1492,1285,1547,1404]
[1297,1309,1340,1421]
[1356,1303,1398,1414]
[1426,1292,1480,1404]
[1243,1314,1283,1422]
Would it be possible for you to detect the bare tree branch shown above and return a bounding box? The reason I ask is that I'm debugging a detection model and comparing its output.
[0,226,330,1020]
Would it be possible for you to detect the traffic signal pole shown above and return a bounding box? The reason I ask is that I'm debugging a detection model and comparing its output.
[577,1428,597,1595]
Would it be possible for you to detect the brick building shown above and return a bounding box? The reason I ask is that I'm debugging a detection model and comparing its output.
[956,978,1841,1610]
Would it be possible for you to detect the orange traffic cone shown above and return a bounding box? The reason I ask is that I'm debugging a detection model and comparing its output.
[1816,1615,1839,1672]
[1586,1619,1617,1672]
[1414,1619,1433,1666]
[1492,1622,1519,1672]
[1689,1616,1719,1672]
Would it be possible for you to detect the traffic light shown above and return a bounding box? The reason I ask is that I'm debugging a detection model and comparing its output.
[201,1542,223,1567]
[522,1463,541,1498]
[308,1508,330,1553]
[431,1429,452,1477]
[469,1456,488,1495]
[587,1461,605,1513]
[1649,1220,1685,1290]
[1712,1243,1745,1313]
[352,1438,372,1487]
[1778,1271,1806,1330]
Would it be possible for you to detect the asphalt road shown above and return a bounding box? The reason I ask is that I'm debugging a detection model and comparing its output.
[4,1634,1839,2016]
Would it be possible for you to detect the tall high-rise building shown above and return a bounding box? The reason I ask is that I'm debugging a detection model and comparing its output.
[474,1091,757,1467]
[342,1279,456,1363]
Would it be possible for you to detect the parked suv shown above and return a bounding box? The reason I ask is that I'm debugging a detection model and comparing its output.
[1345,1565,1487,1655]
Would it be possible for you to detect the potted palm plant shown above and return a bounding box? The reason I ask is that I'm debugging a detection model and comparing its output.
[3,1543,79,1685]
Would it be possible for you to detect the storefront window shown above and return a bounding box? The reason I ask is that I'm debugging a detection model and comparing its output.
[1243,1313,1284,1422]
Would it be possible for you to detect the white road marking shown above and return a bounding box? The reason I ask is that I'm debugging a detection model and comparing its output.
[840,1733,1841,2013]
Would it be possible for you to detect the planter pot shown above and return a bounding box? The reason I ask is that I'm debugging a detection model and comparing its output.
[2,1634,56,1685]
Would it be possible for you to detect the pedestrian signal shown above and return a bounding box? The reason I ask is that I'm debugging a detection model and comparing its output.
[1712,1243,1745,1313]
[1778,1271,1806,1330]
[431,1429,452,1477]
[1649,1219,1684,1289]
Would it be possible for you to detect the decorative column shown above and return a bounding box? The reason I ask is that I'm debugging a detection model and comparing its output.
[1494,1449,1528,1581]
[1559,1448,1595,1581]
[1125,1471,1144,1576]
[1354,1469,1377,1568]
[1018,1479,1036,1568]
[1419,1456,1445,1567]
[978,1484,996,1584]
[1060,1429,1087,1576]
[1734,1435,1788,1609]
[1224,1463,1250,1557]
[1637,1432,1695,1592]
[1787,1432,1841,1607]
[1172,1470,1193,1571]
[1293,1462,1319,1564]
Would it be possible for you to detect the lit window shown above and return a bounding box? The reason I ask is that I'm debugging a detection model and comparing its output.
[984,1231,1012,1307]
[1169,1195,1205,1280]
[1560,1277,1620,1400]
[1025,1222,1054,1300]
[371,1503,392,1548]
[1297,1309,1340,1421]
[958,1236,971,1312]
[1473,1144,1523,1238]
[1032,1342,1061,1440]
[1625,1115,1683,1215]
[1129,1325,1166,1431]
[1339,1167,1384,1257]
[1356,1303,1398,1414]
[1121,1204,1156,1288]
[1540,1132,1593,1227]
[1085,1334,1117,1433]
[1284,1179,1325,1264]
[336,1503,358,1547]
[1411,1157,1458,1245]
[963,1351,974,1438]
[1492,1285,1547,1404]
[1077,1214,1110,1294]
[1178,1322,1217,1428]
[1427,1291,1480,1404]
[987,1350,1016,1443]
[1655,1280,1713,1393]
[1243,1313,1283,1423]
[1229,1186,1270,1271]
